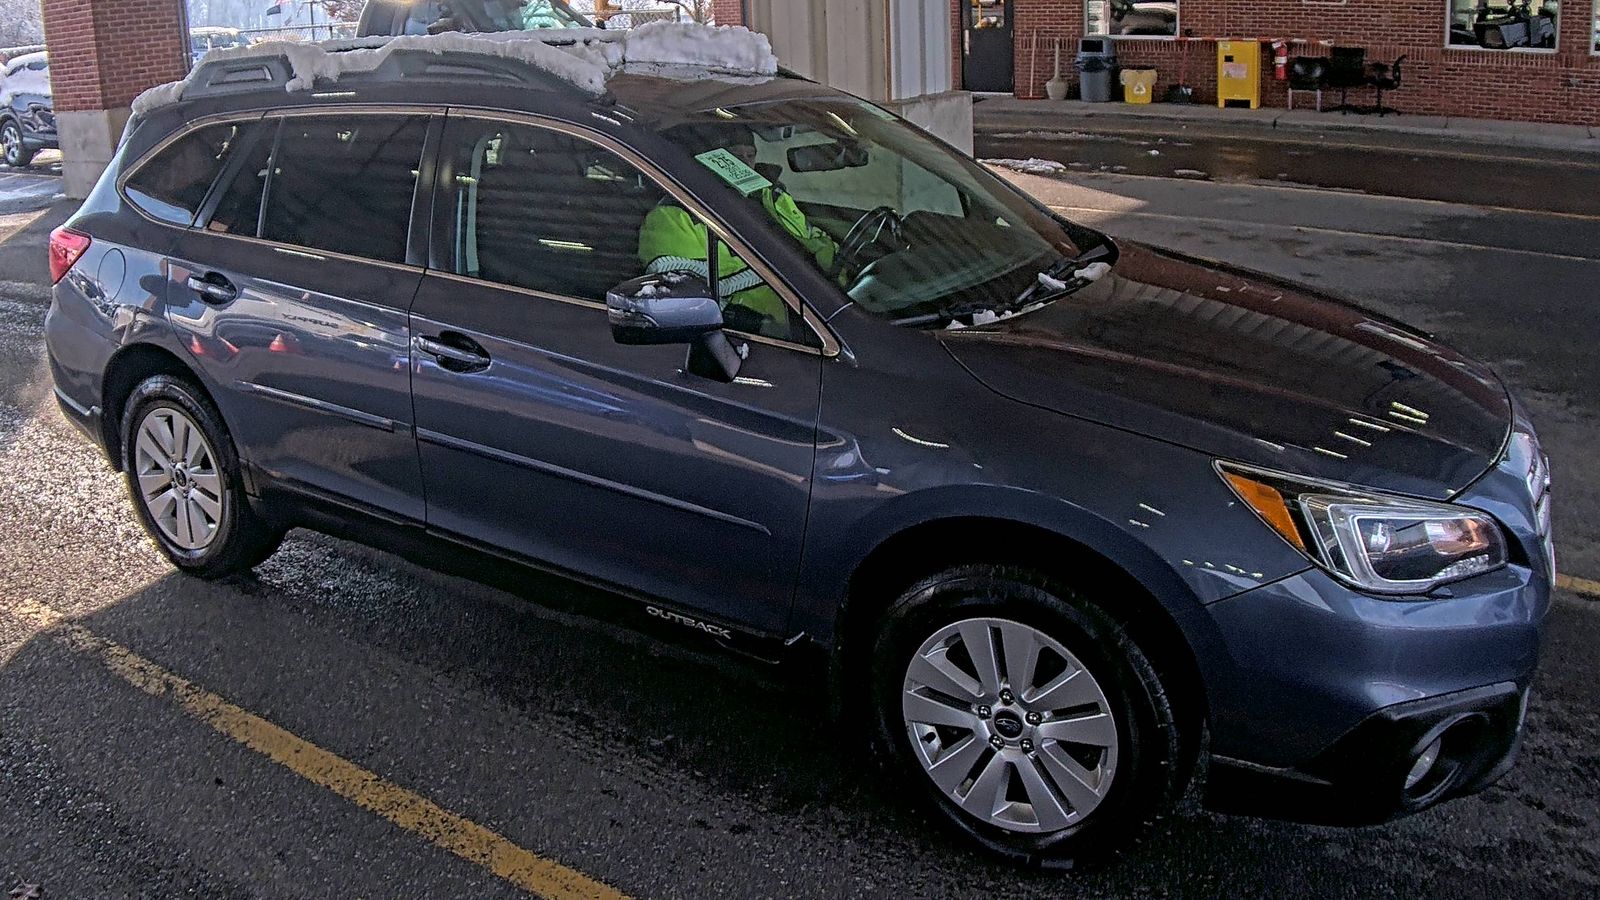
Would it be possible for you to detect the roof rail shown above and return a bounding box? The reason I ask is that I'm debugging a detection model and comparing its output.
[134,27,780,117]
[179,45,567,104]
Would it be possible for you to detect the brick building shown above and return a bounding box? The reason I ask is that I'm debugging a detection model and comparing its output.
[40,0,188,196]
[718,0,1600,127]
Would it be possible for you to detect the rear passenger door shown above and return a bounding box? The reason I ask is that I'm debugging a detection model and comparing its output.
[163,110,438,520]
[407,113,823,633]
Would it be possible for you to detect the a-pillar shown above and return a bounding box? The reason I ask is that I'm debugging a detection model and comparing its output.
[41,0,189,198]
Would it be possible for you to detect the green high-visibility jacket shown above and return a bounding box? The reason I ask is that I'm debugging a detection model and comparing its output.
[637,188,837,337]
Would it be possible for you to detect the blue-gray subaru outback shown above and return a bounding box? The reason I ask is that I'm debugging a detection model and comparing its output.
[45,30,1552,867]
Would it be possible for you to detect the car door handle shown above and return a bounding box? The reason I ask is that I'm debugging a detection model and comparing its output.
[414,334,491,373]
[186,273,238,304]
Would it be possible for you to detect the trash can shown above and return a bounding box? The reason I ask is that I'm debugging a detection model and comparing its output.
[1075,38,1118,103]
[1120,69,1157,104]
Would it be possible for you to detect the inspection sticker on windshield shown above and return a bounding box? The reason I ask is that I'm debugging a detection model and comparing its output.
[695,148,772,196]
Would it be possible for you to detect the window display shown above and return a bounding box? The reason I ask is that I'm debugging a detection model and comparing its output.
[1448,0,1559,49]
[1087,0,1179,37]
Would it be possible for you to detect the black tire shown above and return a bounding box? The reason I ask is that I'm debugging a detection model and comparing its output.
[869,565,1183,868]
[1,121,34,168]
[120,374,283,577]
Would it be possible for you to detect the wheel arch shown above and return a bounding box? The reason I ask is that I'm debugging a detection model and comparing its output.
[827,497,1214,761]
[99,342,207,470]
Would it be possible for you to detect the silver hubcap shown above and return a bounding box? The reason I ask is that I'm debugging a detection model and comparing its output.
[134,407,224,551]
[902,617,1119,834]
[1,125,18,162]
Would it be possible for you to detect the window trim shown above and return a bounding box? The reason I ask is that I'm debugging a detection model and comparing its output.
[117,110,266,229]
[1443,0,1561,54]
[435,107,841,358]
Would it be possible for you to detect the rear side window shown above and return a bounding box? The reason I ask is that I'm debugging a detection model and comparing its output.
[124,122,250,226]
[259,115,429,263]
[206,125,275,236]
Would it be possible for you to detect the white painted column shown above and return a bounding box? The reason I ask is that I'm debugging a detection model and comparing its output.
[744,0,971,153]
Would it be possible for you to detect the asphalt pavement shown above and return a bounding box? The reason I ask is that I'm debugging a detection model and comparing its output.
[2,130,1598,900]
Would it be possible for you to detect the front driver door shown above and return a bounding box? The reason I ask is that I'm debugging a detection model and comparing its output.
[408,114,822,634]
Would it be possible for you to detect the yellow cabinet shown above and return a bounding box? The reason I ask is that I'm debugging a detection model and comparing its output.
[1216,41,1261,109]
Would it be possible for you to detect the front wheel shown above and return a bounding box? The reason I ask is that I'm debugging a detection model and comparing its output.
[870,565,1184,868]
[1,121,34,168]
[121,375,283,577]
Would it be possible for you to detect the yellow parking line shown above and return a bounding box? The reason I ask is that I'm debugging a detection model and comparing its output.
[7,599,627,900]
[1557,574,1600,600]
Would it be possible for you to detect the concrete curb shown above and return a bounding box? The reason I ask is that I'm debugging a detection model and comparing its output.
[975,98,1600,155]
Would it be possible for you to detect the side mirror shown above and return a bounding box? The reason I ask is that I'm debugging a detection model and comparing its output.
[606,273,745,383]
[606,273,724,346]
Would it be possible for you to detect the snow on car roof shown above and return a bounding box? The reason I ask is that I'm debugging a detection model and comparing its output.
[132,22,778,116]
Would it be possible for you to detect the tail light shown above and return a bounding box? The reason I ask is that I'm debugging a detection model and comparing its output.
[48,227,92,286]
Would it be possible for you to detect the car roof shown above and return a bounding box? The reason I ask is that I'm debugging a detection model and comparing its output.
[6,51,47,67]
[132,29,821,128]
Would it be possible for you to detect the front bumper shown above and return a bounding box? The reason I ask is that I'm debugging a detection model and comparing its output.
[1195,559,1548,824]
[1206,680,1528,824]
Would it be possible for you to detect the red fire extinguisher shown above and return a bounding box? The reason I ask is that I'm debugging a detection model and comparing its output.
[1272,41,1289,81]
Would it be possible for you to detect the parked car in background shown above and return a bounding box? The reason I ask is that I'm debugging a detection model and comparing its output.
[357,0,590,36]
[0,50,54,168]
[189,27,252,66]
[47,30,1553,867]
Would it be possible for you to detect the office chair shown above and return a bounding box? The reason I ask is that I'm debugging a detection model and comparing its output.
[1327,47,1367,114]
[1367,54,1406,117]
[1287,57,1329,112]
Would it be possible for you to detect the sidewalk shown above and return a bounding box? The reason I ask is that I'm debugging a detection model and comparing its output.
[975,96,1600,155]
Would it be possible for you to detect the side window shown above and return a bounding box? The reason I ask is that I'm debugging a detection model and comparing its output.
[206,123,276,236]
[259,115,429,263]
[438,118,811,343]
[124,122,251,226]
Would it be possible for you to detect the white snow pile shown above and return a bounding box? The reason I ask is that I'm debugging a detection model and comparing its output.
[981,158,1068,176]
[132,22,778,116]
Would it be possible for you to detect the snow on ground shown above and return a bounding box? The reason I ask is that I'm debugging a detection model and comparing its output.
[132,21,777,116]
[981,158,1069,176]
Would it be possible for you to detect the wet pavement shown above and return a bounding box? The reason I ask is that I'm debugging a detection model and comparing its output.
[977,107,1600,218]
[2,144,1599,898]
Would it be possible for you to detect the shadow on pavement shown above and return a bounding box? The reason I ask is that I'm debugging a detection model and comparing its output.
[4,523,1597,897]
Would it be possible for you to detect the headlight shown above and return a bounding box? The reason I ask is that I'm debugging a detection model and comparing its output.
[1218,463,1508,595]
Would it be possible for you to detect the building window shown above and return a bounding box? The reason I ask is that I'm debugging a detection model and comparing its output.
[1087,0,1179,37]
[1593,0,1599,51]
[1448,0,1559,50]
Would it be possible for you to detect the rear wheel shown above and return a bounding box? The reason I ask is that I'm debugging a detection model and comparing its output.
[0,120,33,168]
[121,375,283,577]
[870,565,1183,867]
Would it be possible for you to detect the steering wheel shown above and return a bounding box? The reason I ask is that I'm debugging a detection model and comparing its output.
[827,206,906,283]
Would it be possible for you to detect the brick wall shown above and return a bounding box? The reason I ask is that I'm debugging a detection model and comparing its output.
[712,0,745,26]
[41,0,188,113]
[987,0,1600,126]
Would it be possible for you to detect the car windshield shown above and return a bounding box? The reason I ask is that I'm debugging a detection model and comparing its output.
[658,96,1101,325]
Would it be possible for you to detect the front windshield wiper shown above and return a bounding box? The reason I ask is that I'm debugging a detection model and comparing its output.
[1010,242,1116,308]
[896,243,1120,328]
[890,242,1117,328]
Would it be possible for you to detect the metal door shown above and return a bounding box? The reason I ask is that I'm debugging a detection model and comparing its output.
[962,0,1015,93]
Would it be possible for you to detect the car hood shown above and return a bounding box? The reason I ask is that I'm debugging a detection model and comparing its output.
[939,242,1511,499]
